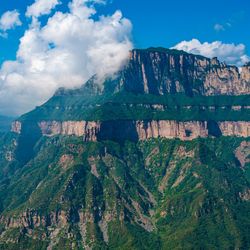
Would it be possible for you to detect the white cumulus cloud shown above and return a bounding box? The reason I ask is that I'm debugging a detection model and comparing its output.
[0,0,133,116]
[0,10,22,34]
[172,39,249,66]
[26,0,61,18]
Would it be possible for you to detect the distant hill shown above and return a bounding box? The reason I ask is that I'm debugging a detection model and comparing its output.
[0,115,14,133]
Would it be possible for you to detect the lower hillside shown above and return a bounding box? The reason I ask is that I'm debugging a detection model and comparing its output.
[0,135,249,249]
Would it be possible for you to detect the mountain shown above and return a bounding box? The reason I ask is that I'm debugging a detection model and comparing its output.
[0,48,250,249]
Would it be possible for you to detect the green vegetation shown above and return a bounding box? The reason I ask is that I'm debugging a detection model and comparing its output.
[0,135,249,249]
[19,92,250,122]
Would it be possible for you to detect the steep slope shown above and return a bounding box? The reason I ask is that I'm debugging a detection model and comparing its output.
[0,48,249,249]
[0,137,249,249]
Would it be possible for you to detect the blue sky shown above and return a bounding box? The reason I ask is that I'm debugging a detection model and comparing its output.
[0,0,249,116]
[0,0,249,64]
[105,0,250,49]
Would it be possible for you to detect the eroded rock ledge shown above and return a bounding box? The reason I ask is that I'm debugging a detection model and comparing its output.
[11,120,250,141]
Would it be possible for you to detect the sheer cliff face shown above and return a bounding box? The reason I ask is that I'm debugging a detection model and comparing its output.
[10,48,250,142]
[119,50,250,96]
[38,121,101,141]
[204,63,250,95]
[12,120,250,141]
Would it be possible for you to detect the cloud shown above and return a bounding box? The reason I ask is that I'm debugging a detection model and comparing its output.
[172,39,249,66]
[0,0,133,116]
[214,24,225,32]
[214,22,231,32]
[26,0,61,18]
[0,10,22,34]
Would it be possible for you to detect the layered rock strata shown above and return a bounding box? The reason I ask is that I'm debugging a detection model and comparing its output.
[11,120,250,141]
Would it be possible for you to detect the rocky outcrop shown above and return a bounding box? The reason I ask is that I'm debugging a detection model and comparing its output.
[241,65,250,82]
[136,120,209,140]
[239,189,250,201]
[119,49,250,96]
[0,210,68,230]
[38,121,101,141]
[12,120,250,141]
[136,120,249,140]
[235,141,250,167]
[218,122,250,138]
[11,121,22,134]
[204,64,250,95]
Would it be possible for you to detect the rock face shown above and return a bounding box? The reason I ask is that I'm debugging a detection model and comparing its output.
[204,64,250,95]
[12,120,250,141]
[136,120,209,140]
[38,121,101,141]
[0,210,67,229]
[235,141,250,167]
[218,122,250,138]
[119,49,250,96]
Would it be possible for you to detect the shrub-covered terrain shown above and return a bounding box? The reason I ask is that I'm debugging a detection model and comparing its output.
[0,135,249,249]
[20,92,250,122]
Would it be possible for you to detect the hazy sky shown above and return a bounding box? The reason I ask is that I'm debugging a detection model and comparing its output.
[0,0,249,115]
